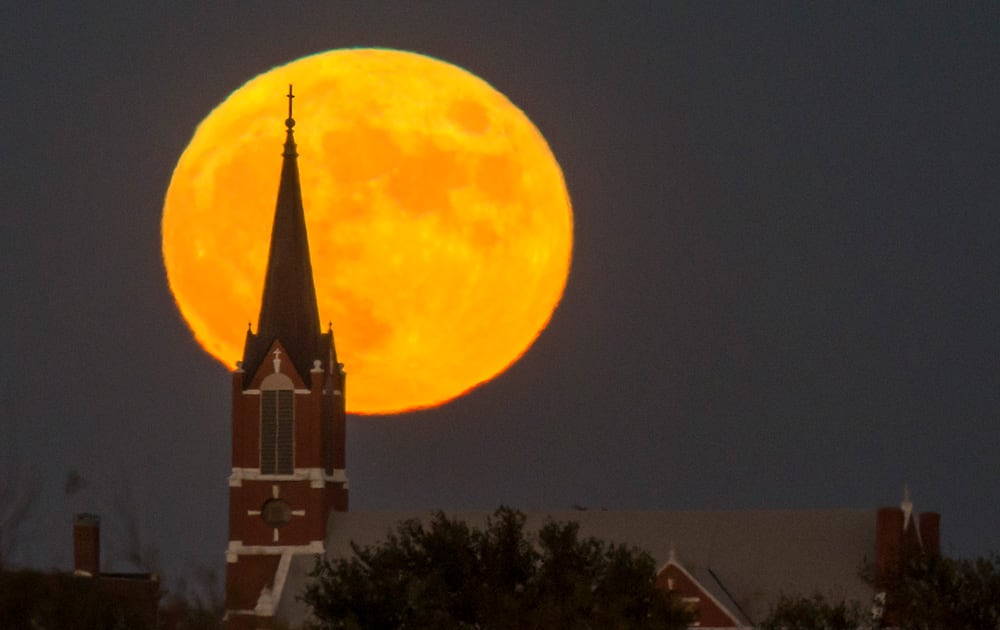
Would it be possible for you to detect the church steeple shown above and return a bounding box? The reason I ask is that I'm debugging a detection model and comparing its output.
[226,86,348,630]
[242,85,332,382]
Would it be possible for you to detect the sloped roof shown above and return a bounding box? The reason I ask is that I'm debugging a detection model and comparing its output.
[661,559,754,626]
[275,508,877,626]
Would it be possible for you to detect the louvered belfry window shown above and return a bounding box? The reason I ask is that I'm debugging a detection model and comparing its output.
[261,389,294,474]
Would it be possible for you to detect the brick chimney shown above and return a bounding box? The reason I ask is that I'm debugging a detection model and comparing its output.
[874,488,941,626]
[875,506,905,583]
[73,513,100,576]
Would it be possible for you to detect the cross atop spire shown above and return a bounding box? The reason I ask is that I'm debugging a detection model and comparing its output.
[283,84,298,159]
[286,84,295,130]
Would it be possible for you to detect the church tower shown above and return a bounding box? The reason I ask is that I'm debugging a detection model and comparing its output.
[224,87,348,629]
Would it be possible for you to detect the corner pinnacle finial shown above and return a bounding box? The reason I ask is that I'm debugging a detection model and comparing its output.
[901,483,914,530]
[286,84,295,130]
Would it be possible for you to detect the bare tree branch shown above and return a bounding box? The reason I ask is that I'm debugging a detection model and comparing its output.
[0,449,40,567]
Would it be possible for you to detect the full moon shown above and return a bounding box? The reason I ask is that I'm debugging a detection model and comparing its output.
[162,48,572,415]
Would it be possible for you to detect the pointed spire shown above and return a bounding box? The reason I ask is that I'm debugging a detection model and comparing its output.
[242,86,333,381]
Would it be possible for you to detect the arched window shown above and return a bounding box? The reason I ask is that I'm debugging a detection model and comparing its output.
[260,373,294,474]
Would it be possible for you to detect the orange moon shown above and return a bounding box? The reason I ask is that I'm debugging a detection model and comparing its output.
[162,49,572,415]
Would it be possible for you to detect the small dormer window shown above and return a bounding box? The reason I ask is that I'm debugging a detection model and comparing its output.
[260,373,294,474]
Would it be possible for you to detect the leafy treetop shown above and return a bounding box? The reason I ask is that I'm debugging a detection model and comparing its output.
[301,507,694,630]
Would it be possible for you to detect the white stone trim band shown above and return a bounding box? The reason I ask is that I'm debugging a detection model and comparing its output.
[229,467,348,487]
[226,540,324,562]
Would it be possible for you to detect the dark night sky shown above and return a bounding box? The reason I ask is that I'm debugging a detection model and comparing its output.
[3,3,999,591]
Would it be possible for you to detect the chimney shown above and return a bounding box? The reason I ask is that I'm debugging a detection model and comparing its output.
[875,507,903,584]
[73,513,100,577]
[919,512,941,556]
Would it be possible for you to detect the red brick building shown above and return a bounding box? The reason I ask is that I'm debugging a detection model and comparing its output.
[0,514,160,628]
[221,90,940,629]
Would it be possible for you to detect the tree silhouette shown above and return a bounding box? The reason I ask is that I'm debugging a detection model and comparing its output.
[303,507,693,629]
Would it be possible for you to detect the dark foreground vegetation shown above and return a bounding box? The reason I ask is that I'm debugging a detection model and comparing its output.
[303,507,694,629]
[761,552,1000,629]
